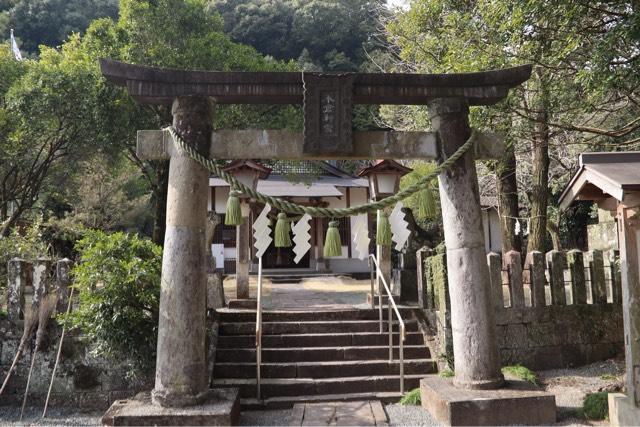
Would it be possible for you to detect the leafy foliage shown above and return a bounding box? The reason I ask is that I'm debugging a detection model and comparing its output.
[582,392,608,420]
[65,230,162,374]
[399,388,421,405]
[385,1,640,252]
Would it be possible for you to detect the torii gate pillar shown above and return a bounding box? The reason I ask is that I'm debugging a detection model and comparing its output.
[153,96,212,407]
[428,98,503,389]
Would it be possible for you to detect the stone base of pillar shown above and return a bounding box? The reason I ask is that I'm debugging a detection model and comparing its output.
[608,393,640,427]
[420,376,556,426]
[102,388,240,426]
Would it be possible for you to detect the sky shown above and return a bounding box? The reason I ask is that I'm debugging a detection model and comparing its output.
[387,0,410,10]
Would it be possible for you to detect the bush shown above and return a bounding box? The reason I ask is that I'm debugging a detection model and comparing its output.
[502,365,538,385]
[583,392,608,420]
[65,230,161,376]
[399,388,421,406]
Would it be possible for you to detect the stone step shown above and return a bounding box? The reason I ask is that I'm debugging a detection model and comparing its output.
[217,331,425,348]
[214,359,437,379]
[215,345,430,363]
[211,375,423,399]
[217,308,417,323]
[219,320,420,335]
[240,391,403,410]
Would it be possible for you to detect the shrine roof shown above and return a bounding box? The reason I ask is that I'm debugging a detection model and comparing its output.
[99,59,532,106]
[209,175,368,197]
[559,152,640,210]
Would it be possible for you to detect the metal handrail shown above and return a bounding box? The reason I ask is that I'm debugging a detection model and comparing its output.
[369,254,406,394]
[255,257,263,400]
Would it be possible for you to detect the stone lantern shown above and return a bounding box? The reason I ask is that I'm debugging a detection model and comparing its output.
[358,159,412,305]
[222,160,271,301]
[358,159,412,201]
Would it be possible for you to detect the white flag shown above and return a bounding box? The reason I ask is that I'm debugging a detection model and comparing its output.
[10,29,22,61]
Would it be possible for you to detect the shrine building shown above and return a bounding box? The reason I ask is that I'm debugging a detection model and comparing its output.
[209,159,384,275]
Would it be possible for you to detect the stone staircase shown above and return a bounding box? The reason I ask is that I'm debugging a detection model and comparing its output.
[211,308,437,409]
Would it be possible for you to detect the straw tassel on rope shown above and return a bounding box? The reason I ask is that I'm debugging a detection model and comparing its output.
[225,190,243,226]
[376,211,392,246]
[418,184,437,219]
[323,220,342,257]
[274,212,292,247]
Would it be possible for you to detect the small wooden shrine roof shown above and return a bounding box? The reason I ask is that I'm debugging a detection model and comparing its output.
[559,152,640,210]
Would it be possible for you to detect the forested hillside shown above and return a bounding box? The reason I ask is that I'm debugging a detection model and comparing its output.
[0,0,638,275]
[0,0,118,53]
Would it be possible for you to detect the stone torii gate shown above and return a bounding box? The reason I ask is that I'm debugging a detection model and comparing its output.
[99,59,539,424]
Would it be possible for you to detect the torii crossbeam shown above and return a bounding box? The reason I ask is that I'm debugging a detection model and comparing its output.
[99,59,532,415]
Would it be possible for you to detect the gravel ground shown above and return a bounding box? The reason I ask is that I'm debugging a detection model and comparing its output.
[0,406,101,426]
[538,358,624,425]
[385,403,439,426]
[0,359,625,426]
[239,409,293,426]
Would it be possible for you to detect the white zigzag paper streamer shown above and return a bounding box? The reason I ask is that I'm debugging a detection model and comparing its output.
[292,214,312,264]
[389,202,411,251]
[253,203,272,258]
[352,215,370,260]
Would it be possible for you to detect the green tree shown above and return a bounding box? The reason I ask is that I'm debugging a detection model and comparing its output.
[75,0,299,245]
[0,38,108,236]
[1,0,300,241]
[386,1,640,252]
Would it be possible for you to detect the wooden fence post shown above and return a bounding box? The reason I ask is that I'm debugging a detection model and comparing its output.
[526,251,546,307]
[487,252,503,310]
[567,250,586,305]
[7,258,29,322]
[416,247,431,309]
[504,250,524,308]
[607,249,622,304]
[588,250,607,304]
[546,250,566,305]
[55,258,73,313]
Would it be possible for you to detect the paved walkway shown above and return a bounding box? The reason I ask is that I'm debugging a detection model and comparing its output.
[290,401,388,426]
[223,275,372,310]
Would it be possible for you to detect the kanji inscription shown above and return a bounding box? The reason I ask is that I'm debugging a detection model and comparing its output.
[303,73,354,155]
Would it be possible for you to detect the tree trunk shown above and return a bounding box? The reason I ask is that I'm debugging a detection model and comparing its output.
[0,209,23,237]
[526,72,550,253]
[547,219,562,251]
[496,144,521,254]
[152,160,170,246]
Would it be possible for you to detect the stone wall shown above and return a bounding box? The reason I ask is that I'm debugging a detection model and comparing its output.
[417,248,624,370]
[0,257,152,410]
[0,321,151,409]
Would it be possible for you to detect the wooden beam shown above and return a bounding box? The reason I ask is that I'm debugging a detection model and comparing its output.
[137,129,505,161]
[100,59,532,106]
